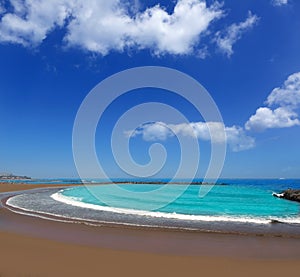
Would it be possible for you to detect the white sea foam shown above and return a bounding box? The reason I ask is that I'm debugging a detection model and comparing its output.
[6,195,197,231]
[273,192,284,198]
[51,191,300,225]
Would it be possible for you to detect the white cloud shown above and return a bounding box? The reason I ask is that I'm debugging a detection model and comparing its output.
[128,122,173,141]
[215,11,259,57]
[0,0,72,45]
[9,0,28,15]
[245,72,300,131]
[271,0,288,7]
[266,72,300,108]
[196,46,209,59]
[129,0,223,55]
[127,121,255,152]
[225,125,255,151]
[245,107,300,131]
[0,0,223,55]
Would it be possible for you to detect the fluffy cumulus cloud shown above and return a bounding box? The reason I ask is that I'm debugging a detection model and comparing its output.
[245,107,300,131]
[0,0,224,55]
[245,72,300,131]
[215,11,259,57]
[271,0,288,7]
[266,73,300,108]
[0,0,73,45]
[127,121,255,152]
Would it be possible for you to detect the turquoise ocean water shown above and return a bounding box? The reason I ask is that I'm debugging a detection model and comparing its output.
[52,179,300,224]
[4,178,300,234]
[3,178,300,224]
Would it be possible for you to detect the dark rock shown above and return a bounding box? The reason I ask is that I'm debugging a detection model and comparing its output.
[270,219,281,224]
[273,189,300,203]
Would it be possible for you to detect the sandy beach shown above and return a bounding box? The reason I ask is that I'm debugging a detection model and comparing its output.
[1,183,300,277]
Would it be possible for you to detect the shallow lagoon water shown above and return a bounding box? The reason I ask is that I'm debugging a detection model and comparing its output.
[58,184,300,224]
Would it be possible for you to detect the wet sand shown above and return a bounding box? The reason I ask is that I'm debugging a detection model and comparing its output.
[0,182,80,193]
[1,183,300,276]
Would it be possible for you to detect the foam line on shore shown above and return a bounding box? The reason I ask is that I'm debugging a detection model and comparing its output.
[5,194,200,231]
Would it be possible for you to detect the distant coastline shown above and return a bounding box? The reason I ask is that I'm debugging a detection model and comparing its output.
[0,173,31,180]
[79,180,228,186]
[0,178,227,185]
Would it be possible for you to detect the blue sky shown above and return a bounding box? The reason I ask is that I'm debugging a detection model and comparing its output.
[0,0,300,179]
